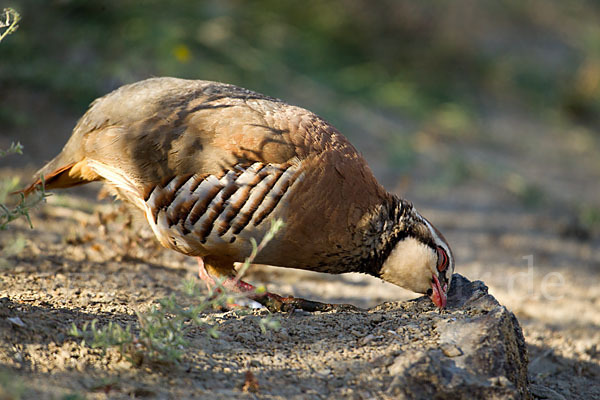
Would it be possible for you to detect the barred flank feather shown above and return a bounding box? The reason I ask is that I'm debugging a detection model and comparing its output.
[143,162,302,252]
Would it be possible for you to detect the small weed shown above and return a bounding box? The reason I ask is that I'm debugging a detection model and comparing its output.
[0,8,20,43]
[0,142,23,157]
[0,142,50,230]
[0,176,49,230]
[258,314,281,334]
[69,282,243,365]
[69,320,137,362]
[70,219,283,366]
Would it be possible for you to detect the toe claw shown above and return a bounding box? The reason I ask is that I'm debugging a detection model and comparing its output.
[255,294,362,313]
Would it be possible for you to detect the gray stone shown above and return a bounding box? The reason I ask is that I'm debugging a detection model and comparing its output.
[529,384,567,400]
[380,274,530,399]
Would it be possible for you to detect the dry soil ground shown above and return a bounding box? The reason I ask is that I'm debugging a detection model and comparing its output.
[0,177,598,399]
[1,90,600,399]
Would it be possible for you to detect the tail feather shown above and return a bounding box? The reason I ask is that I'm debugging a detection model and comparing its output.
[15,160,101,196]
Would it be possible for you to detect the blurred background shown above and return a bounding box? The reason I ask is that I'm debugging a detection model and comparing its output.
[1,1,600,396]
[2,1,600,295]
[2,1,600,221]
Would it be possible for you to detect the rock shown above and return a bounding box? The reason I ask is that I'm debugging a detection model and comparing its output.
[440,342,463,357]
[529,384,566,400]
[381,274,530,399]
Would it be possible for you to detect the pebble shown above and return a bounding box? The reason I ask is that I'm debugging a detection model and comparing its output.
[359,334,377,345]
[440,343,463,357]
[7,316,26,328]
[369,314,385,324]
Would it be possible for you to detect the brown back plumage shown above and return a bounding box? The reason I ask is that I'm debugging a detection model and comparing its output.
[24,77,391,272]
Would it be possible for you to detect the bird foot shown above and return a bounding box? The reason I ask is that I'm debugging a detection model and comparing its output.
[252,292,362,313]
[197,257,361,313]
[208,289,360,313]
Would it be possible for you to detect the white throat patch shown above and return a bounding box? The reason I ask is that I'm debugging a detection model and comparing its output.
[379,237,436,294]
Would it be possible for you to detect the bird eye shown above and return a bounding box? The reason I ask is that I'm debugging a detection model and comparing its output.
[436,246,448,272]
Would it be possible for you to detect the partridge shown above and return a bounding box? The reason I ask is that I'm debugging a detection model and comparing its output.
[23,77,454,311]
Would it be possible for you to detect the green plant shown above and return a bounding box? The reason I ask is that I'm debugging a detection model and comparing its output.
[0,141,23,158]
[0,182,49,230]
[0,8,20,43]
[0,143,49,230]
[70,219,283,366]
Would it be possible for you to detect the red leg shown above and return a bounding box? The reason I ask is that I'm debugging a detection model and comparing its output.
[196,256,361,313]
[197,257,215,289]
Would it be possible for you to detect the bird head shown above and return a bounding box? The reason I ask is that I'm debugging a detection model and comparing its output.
[378,213,454,308]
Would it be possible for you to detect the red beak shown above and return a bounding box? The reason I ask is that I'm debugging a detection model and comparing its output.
[430,274,447,308]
